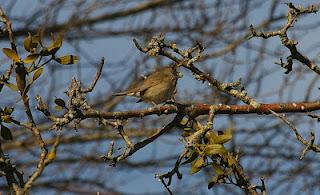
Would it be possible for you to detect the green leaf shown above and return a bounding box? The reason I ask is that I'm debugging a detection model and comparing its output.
[203,144,225,156]
[24,53,40,64]
[54,55,78,65]
[1,124,13,140]
[54,98,66,108]
[2,48,20,62]
[32,67,44,82]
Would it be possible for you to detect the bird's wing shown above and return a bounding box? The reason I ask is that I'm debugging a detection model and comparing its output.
[112,78,161,96]
[112,66,173,96]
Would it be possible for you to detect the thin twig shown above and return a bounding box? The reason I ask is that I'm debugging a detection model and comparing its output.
[269,109,320,157]
[101,114,184,166]
[299,132,315,160]
[249,3,319,74]
[133,36,260,108]
[0,7,16,92]
[81,57,105,93]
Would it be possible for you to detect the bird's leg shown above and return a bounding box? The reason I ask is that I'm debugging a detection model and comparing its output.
[164,98,188,110]
[163,98,176,105]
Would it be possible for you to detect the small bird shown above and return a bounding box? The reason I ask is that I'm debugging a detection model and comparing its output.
[113,65,180,104]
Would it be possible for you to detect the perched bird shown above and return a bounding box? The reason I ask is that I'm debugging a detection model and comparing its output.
[113,65,180,104]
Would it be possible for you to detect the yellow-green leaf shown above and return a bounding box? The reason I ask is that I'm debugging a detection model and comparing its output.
[180,117,189,126]
[193,119,203,131]
[190,166,201,175]
[40,33,63,56]
[3,107,14,115]
[206,131,218,144]
[39,47,52,56]
[55,55,78,65]
[47,148,56,161]
[203,144,225,156]
[227,156,236,167]
[193,157,205,168]
[22,84,31,96]
[32,67,44,82]
[1,124,13,140]
[55,105,63,111]
[208,176,219,189]
[1,115,13,123]
[24,33,32,52]
[181,131,192,137]
[2,48,20,62]
[24,53,40,64]
[40,46,60,56]
[206,129,232,145]
[46,45,59,55]
[31,34,41,49]
[190,157,205,174]
[3,82,19,91]
[180,117,193,131]
[213,164,225,175]
[53,33,63,48]
[23,33,40,52]
[215,128,233,144]
[54,98,66,108]
[182,151,199,165]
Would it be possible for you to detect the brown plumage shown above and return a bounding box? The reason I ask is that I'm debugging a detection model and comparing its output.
[113,65,179,104]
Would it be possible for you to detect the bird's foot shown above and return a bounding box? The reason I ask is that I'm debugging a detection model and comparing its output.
[163,98,176,105]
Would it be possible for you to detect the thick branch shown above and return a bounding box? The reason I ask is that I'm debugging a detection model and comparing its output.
[82,101,320,120]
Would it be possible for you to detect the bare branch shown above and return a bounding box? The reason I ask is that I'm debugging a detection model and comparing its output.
[81,57,105,93]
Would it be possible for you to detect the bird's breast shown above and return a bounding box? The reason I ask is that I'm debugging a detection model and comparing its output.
[141,79,176,104]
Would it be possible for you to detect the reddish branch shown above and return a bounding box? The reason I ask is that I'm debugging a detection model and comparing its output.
[82,101,320,120]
